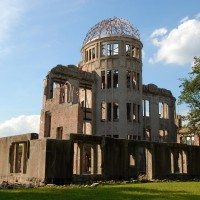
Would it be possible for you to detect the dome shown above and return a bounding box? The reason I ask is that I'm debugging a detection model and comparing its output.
[83,17,140,45]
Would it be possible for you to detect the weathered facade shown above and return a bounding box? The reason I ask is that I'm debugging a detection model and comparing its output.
[0,17,200,185]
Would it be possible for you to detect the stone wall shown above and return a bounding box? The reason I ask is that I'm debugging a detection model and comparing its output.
[0,133,200,185]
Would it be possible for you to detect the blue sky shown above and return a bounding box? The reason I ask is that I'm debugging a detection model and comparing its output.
[0,0,200,136]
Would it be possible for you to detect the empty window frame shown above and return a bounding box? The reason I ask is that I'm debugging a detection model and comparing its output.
[101,43,119,56]
[48,81,56,99]
[136,47,140,59]
[56,127,63,139]
[133,103,136,121]
[101,44,107,56]
[101,102,119,122]
[85,50,88,62]
[101,71,105,89]
[107,103,112,121]
[107,70,112,89]
[113,102,119,121]
[129,155,136,166]
[126,44,131,56]
[145,129,151,141]
[92,47,95,59]
[44,111,51,137]
[143,99,150,117]
[10,142,27,174]
[89,49,92,60]
[127,71,131,88]
[108,43,119,56]
[159,102,164,118]
[131,45,135,57]
[132,72,137,89]
[85,47,95,61]
[127,103,131,122]
[59,84,65,104]
[165,103,169,119]
[113,70,118,88]
[101,101,106,121]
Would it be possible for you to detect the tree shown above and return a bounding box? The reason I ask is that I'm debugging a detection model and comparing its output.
[179,57,200,134]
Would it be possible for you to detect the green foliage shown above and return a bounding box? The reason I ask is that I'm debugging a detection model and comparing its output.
[0,182,200,200]
[179,57,200,134]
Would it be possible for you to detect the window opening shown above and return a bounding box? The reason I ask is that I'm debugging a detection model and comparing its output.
[101,71,105,89]
[113,70,118,88]
[127,103,131,122]
[56,127,63,139]
[113,102,119,121]
[107,70,111,89]
[101,101,106,121]
[107,103,112,121]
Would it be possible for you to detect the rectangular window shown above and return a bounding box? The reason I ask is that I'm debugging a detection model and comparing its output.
[113,70,118,88]
[143,100,150,117]
[127,71,131,88]
[107,70,111,89]
[127,103,131,122]
[92,47,95,59]
[113,43,119,55]
[59,84,65,104]
[44,111,51,137]
[56,127,63,139]
[133,103,136,121]
[136,48,140,59]
[159,102,164,118]
[165,103,169,119]
[85,50,88,62]
[101,44,107,56]
[101,43,119,56]
[48,81,56,99]
[101,71,105,89]
[16,143,23,173]
[107,103,112,121]
[89,49,92,60]
[101,101,106,121]
[126,44,131,56]
[132,46,135,57]
[113,102,119,121]
[10,142,27,174]
[113,135,119,138]
[130,155,135,166]
[132,72,137,89]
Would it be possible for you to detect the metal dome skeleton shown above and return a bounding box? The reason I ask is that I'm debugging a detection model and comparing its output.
[83,17,140,45]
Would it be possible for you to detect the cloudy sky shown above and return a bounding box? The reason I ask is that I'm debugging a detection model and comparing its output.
[0,0,200,137]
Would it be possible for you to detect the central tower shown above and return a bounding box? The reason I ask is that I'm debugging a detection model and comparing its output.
[80,17,143,139]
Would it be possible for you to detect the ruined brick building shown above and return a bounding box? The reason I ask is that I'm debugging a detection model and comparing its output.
[0,18,200,184]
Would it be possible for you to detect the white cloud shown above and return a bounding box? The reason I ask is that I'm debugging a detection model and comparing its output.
[149,17,200,65]
[180,16,189,23]
[150,28,168,38]
[0,115,40,138]
[0,0,25,56]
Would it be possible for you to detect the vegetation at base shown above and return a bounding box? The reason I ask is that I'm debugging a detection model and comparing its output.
[0,182,200,200]
[179,56,200,134]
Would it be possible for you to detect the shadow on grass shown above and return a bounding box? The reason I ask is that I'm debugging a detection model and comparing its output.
[0,183,200,200]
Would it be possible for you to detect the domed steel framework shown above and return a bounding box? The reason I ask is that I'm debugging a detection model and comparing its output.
[83,17,140,45]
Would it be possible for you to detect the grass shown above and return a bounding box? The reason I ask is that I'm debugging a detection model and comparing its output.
[0,182,200,200]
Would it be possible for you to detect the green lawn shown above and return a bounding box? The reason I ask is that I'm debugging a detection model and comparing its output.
[0,182,200,200]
